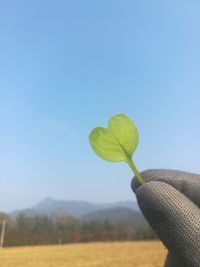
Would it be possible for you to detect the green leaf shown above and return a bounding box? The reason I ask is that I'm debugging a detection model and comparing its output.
[89,114,145,185]
[89,114,138,162]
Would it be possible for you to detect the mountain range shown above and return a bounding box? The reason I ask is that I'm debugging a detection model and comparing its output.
[11,198,139,219]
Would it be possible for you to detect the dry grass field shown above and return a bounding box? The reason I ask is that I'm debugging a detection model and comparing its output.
[0,241,167,267]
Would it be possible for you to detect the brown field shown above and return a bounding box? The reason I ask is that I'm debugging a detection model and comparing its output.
[0,241,167,267]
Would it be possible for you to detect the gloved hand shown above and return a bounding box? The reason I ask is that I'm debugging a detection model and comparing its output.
[131,169,200,267]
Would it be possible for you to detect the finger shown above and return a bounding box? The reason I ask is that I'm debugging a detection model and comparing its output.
[164,252,186,267]
[136,181,200,267]
[131,169,200,207]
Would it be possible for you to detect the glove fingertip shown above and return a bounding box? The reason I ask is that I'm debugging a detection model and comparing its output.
[135,181,200,267]
[131,176,140,193]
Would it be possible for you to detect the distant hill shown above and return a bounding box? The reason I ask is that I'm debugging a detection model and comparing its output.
[11,198,139,218]
[80,207,147,229]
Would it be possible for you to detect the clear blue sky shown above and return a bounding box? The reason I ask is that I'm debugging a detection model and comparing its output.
[1,0,200,212]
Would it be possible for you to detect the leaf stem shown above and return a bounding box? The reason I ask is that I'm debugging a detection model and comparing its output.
[127,158,145,185]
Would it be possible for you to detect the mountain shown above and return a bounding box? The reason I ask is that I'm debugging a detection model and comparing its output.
[80,207,146,229]
[11,198,139,218]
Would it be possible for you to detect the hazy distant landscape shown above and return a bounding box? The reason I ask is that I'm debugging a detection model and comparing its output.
[10,198,139,218]
[0,198,157,247]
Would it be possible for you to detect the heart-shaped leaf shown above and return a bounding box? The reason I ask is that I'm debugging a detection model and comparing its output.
[89,114,145,185]
[89,114,138,162]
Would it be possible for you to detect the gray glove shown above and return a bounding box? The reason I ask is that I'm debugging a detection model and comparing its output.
[131,169,200,267]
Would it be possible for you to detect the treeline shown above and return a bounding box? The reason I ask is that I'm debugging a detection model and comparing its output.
[0,212,157,247]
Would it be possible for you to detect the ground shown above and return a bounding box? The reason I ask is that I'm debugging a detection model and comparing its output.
[0,241,167,267]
